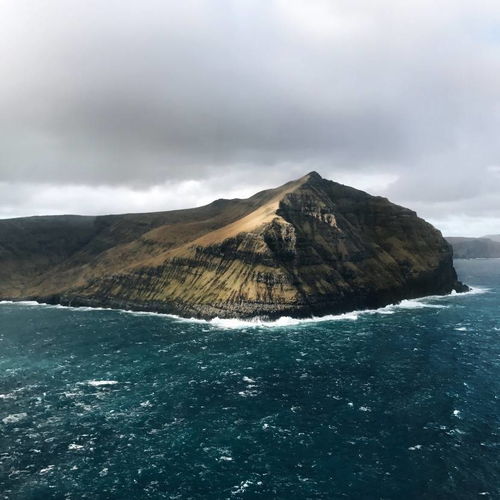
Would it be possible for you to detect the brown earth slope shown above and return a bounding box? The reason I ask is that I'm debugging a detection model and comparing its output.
[0,172,467,319]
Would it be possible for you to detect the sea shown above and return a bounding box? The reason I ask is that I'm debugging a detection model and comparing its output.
[0,259,498,499]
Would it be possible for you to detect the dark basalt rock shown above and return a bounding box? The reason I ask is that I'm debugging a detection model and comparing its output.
[0,172,468,319]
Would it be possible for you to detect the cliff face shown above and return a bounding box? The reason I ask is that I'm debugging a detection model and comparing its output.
[446,236,500,259]
[483,234,500,243]
[0,172,467,319]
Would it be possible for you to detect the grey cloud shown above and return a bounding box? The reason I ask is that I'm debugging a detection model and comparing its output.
[0,0,499,234]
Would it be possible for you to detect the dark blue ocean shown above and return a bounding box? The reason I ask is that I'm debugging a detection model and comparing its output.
[1,259,499,499]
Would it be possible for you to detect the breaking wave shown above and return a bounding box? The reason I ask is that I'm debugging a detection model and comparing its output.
[0,286,488,329]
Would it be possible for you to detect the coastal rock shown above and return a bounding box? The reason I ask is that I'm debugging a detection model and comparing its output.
[0,172,467,319]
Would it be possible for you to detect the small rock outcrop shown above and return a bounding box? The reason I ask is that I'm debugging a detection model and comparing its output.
[0,172,468,319]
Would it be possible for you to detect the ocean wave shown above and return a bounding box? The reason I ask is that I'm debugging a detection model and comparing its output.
[190,287,490,329]
[0,300,40,305]
[0,286,489,329]
[2,412,28,424]
[85,380,118,387]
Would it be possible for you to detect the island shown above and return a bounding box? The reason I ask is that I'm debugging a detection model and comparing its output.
[0,172,467,319]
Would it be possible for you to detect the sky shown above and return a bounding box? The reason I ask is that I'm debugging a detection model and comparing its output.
[1,0,499,236]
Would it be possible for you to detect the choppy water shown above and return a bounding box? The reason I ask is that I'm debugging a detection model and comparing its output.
[0,259,499,499]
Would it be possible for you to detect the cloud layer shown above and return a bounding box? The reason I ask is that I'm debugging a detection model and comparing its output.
[1,0,499,235]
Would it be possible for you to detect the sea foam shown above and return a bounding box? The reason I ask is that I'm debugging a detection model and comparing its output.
[2,412,28,424]
[86,380,118,387]
[0,286,488,329]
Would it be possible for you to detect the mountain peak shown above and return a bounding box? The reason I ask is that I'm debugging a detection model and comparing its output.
[306,170,322,178]
[302,171,323,182]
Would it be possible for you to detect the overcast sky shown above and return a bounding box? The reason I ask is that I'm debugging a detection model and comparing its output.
[1,0,499,236]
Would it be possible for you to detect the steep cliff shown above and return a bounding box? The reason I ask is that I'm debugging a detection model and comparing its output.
[0,172,467,319]
[446,236,500,259]
[483,234,500,243]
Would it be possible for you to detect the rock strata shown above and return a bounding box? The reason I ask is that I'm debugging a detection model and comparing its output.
[0,172,468,319]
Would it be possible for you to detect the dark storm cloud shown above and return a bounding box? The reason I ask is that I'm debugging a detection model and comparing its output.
[0,0,499,234]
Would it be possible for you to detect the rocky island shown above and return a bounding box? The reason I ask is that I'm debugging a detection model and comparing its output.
[0,172,467,319]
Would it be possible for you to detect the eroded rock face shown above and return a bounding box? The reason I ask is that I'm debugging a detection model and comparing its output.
[0,172,467,319]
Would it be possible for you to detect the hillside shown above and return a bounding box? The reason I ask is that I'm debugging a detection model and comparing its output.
[483,234,500,243]
[0,172,467,319]
[446,236,500,259]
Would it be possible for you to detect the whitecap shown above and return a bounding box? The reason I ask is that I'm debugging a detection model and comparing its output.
[391,299,446,310]
[63,391,81,398]
[238,389,259,397]
[408,445,422,451]
[0,300,39,306]
[2,412,27,424]
[232,480,257,495]
[39,465,55,474]
[86,380,118,387]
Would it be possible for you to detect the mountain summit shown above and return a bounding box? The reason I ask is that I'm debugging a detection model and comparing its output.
[0,173,467,319]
